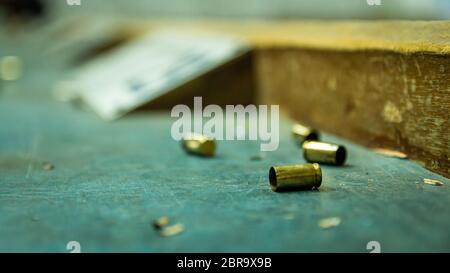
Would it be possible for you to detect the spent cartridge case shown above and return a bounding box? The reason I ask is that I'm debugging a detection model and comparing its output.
[292,123,319,145]
[269,163,322,192]
[303,141,346,165]
[182,133,216,157]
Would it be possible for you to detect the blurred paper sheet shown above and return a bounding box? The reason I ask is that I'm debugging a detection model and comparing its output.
[68,30,249,120]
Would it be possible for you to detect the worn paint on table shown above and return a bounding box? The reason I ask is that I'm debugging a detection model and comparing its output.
[0,92,449,252]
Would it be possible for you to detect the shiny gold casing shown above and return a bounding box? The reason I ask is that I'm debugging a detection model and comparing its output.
[303,141,346,165]
[269,163,322,192]
[182,133,216,157]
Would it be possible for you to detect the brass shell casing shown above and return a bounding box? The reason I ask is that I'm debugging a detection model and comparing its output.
[182,133,216,157]
[269,163,322,192]
[292,124,320,145]
[303,141,346,165]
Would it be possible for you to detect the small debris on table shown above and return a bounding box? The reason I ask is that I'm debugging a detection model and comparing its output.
[318,217,341,229]
[423,178,444,186]
[152,216,170,230]
[42,161,54,171]
[373,148,407,159]
[283,213,295,220]
[159,223,185,237]
[250,153,265,161]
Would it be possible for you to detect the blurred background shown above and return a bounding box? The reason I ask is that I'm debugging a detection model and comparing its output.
[1,0,449,97]
[2,0,450,21]
[1,0,449,147]
[1,1,449,145]
[55,0,450,19]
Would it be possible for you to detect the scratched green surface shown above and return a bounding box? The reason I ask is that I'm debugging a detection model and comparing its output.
[1,84,450,252]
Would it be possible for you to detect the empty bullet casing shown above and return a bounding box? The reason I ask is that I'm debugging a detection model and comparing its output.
[269,163,322,192]
[303,141,346,165]
[182,133,216,157]
[292,124,319,145]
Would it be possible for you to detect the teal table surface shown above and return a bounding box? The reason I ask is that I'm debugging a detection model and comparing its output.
[1,86,449,252]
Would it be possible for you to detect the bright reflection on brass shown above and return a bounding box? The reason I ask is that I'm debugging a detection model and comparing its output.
[182,133,216,157]
[291,123,319,145]
[160,223,185,237]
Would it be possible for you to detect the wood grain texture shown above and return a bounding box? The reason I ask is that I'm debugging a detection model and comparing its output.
[255,48,449,177]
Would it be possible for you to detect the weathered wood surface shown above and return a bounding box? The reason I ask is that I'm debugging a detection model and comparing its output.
[255,48,449,177]
[239,21,450,177]
[137,20,450,53]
